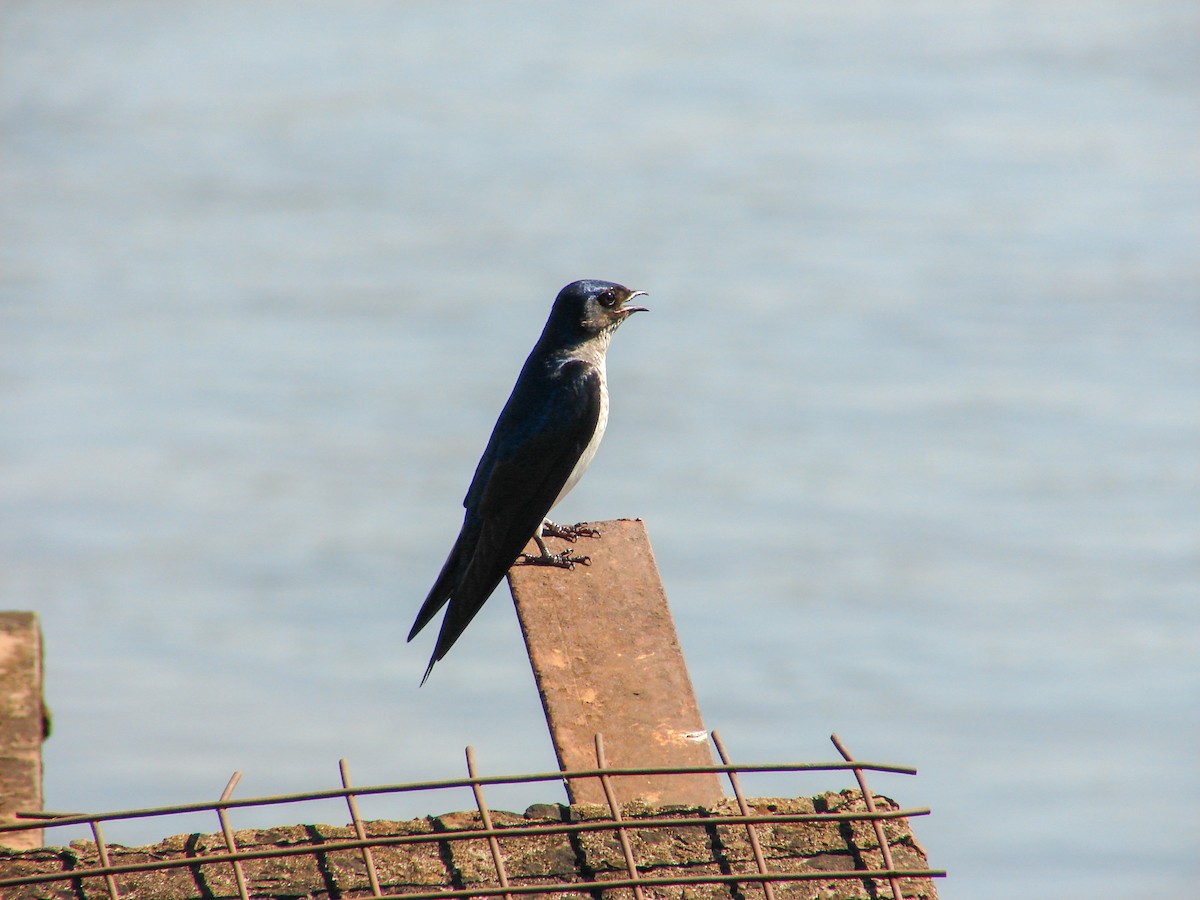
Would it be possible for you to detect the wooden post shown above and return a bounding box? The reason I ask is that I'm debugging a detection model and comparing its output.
[0,612,46,850]
[507,519,723,807]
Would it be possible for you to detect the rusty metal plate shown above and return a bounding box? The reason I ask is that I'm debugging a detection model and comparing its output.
[507,519,723,808]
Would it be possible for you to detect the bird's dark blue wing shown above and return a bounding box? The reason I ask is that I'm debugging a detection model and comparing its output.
[472,359,602,524]
[408,359,603,680]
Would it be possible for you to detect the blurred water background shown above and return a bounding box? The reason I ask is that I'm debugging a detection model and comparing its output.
[2,2,1198,897]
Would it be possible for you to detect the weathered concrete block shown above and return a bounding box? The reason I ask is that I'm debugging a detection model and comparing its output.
[0,612,46,851]
[0,794,939,899]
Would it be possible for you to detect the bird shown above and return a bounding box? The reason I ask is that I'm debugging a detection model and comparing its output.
[407,279,648,684]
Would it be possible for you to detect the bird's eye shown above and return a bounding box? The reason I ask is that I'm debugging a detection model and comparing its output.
[598,290,618,308]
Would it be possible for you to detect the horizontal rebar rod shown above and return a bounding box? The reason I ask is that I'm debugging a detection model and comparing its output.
[3,759,917,834]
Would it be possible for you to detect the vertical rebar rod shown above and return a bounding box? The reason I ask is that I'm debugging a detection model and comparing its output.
[711,731,776,900]
[340,759,383,897]
[594,734,647,900]
[217,772,251,900]
[89,820,121,900]
[830,734,904,900]
[465,747,513,900]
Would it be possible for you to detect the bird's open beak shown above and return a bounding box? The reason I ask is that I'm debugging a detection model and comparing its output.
[621,290,649,315]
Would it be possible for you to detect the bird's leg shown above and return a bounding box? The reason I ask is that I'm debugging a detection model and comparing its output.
[516,527,591,569]
[541,519,601,542]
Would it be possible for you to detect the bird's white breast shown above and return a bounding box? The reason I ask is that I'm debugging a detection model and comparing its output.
[551,355,608,510]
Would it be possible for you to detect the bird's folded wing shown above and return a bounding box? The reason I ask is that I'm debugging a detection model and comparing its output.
[419,361,604,666]
[473,359,603,539]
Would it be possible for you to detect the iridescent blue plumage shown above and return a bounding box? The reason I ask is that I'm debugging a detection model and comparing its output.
[407,280,647,683]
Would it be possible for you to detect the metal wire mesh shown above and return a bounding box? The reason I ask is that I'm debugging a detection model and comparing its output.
[0,732,943,900]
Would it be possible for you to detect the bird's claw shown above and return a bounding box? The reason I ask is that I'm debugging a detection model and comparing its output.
[518,549,592,569]
[541,520,601,542]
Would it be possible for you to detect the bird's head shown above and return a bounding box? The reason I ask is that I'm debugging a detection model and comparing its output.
[547,280,649,345]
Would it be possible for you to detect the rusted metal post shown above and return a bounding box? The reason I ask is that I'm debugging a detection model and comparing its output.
[507,519,723,807]
[0,612,46,850]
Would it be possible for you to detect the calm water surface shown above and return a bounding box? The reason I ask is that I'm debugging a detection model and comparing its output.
[2,3,1198,898]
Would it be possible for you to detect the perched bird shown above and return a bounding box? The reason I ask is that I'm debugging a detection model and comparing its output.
[407,279,648,684]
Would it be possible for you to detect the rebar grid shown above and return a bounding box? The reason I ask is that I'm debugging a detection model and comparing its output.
[1,733,944,899]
